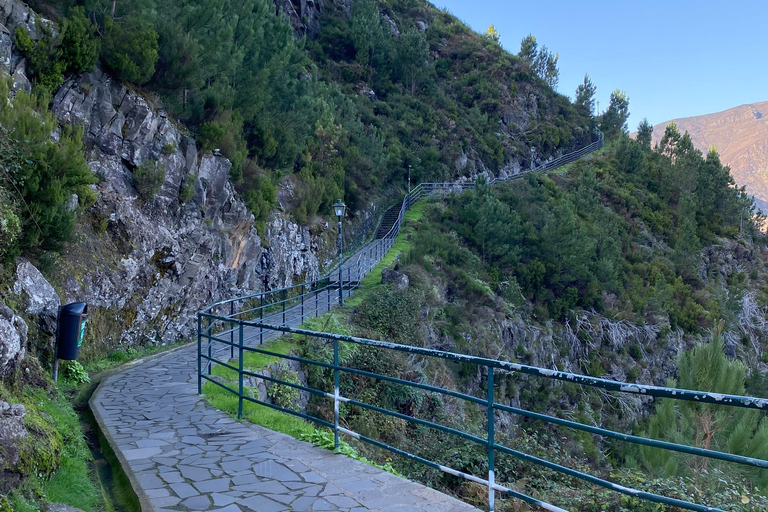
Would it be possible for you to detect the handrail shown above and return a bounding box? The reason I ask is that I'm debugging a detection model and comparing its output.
[195,129,768,512]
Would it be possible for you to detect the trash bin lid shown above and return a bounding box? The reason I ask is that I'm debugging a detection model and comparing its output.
[61,302,87,316]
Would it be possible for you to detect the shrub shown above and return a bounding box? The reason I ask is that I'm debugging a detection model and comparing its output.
[59,7,99,74]
[0,78,96,255]
[0,191,21,255]
[14,23,66,92]
[102,16,158,85]
[133,159,166,201]
[178,173,197,203]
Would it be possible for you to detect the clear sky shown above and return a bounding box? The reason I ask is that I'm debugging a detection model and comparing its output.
[433,0,768,128]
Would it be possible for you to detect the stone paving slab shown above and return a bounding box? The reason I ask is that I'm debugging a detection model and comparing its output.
[91,343,480,512]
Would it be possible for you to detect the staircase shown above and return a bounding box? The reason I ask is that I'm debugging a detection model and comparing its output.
[375,204,402,239]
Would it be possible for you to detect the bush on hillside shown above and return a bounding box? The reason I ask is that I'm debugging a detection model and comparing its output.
[102,16,158,85]
[133,159,166,201]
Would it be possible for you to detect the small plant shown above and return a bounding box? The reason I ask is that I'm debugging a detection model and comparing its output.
[178,173,197,203]
[133,159,166,201]
[162,143,176,156]
[267,363,300,411]
[62,360,90,385]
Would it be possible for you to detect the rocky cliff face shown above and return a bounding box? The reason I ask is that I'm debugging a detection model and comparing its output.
[0,0,334,358]
[43,69,330,352]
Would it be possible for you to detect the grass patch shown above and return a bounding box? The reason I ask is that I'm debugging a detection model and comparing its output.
[0,384,103,512]
[203,336,314,439]
[82,341,187,374]
[345,200,426,307]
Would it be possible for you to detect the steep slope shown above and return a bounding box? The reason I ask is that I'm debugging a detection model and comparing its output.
[647,101,768,211]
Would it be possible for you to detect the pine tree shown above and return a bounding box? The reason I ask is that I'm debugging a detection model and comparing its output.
[636,118,653,150]
[600,89,630,137]
[642,325,768,489]
[575,74,596,116]
[485,25,500,43]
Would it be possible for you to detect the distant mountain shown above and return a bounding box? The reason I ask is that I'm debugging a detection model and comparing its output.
[646,102,768,212]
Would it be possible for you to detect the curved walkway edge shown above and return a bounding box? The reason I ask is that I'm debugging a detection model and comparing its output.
[90,343,480,512]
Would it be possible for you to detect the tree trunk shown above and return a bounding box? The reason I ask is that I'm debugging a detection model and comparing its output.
[111,0,117,17]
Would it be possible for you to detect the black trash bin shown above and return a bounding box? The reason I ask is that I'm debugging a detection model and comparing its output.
[56,302,88,361]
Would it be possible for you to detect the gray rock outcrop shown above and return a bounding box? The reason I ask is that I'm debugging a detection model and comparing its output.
[0,302,27,377]
[44,69,327,347]
[0,400,26,470]
[13,258,61,315]
[0,0,37,92]
[382,268,409,291]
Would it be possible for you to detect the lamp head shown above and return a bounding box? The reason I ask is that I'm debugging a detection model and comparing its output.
[333,199,346,218]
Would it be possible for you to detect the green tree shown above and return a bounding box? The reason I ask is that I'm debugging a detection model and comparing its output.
[350,0,388,77]
[485,25,500,43]
[518,34,538,64]
[642,325,768,489]
[673,192,701,273]
[518,34,558,89]
[0,79,96,255]
[59,7,99,74]
[600,89,630,137]
[574,74,596,116]
[395,25,429,96]
[102,16,159,84]
[636,118,653,150]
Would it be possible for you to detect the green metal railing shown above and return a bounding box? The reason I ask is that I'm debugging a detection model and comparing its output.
[198,317,768,512]
[193,129,768,511]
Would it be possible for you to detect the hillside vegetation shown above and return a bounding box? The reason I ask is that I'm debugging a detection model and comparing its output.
[313,130,768,510]
[19,0,591,234]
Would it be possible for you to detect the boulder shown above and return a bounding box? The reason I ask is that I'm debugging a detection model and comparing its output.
[13,258,60,316]
[381,268,409,291]
[0,302,26,377]
[0,400,26,469]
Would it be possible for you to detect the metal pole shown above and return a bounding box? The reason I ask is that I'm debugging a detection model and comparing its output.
[315,287,319,317]
[408,165,411,196]
[260,295,263,346]
[282,289,286,326]
[334,338,340,449]
[230,302,234,359]
[338,217,343,306]
[206,316,212,375]
[238,322,244,419]
[301,284,305,323]
[197,314,202,394]
[52,306,61,384]
[487,367,495,512]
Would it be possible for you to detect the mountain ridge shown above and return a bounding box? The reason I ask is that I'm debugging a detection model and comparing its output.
[645,101,768,212]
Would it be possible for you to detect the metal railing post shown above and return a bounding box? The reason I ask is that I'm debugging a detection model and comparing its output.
[206,316,212,375]
[301,284,305,322]
[487,367,495,512]
[230,301,234,359]
[260,294,263,345]
[315,287,319,317]
[334,337,340,449]
[238,322,244,419]
[282,289,286,326]
[197,314,202,394]
[327,286,331,312]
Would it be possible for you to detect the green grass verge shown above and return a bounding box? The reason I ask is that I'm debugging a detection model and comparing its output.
[345,200,426,307]
[1,385,103,512]
[203,337,314,439]
[82,341,188,374]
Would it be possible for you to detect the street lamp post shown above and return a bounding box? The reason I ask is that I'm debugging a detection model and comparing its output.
[408,165,412,196]
[333,199,347,306]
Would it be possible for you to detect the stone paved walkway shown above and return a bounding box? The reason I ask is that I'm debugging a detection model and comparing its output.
[91,338,479,512]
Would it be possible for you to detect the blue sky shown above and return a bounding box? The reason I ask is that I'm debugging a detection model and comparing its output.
[433,0,768,128]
